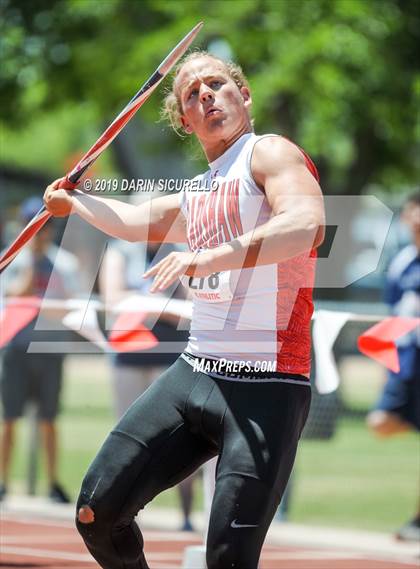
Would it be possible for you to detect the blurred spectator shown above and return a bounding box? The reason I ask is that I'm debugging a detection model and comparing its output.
[0,197,80,503]
[99,237,195,531]
[367,192,420,542]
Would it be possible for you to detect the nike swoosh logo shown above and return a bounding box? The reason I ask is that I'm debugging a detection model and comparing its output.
[230,519,259,529]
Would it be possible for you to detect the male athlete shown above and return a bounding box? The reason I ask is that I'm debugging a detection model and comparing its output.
[44,52,325,569]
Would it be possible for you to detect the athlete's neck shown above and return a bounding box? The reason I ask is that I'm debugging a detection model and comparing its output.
[199,125,253,163]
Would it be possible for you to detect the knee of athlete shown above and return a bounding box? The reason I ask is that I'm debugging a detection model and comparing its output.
[75,483,115,536]
[77,505,95,524]
[76,504,95,542]
[76,488,98,533]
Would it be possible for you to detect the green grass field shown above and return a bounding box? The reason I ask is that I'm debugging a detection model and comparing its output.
[7,355,419,532]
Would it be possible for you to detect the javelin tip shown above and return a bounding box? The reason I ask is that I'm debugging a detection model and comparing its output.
[158,21,204,76]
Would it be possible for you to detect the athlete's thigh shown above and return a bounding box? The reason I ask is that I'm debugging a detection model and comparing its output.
[218,380,311,487]
[78,358,214,518]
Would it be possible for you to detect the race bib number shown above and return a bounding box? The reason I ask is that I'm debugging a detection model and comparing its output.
[180,271,233,302]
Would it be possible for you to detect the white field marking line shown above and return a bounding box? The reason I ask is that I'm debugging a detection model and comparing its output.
[2,515,75,529]
[1,546,179,569]
[2,547,187,569]
[1,520,201,543]
[143,531,202,542]
[1,534,82,544]
[262,551,361,560]
[261,550,420,565]
[32,567,97,569]
[2,545,185,564]
[144,552,184,560]
[0,545,94,562]
[359,556,420,567]
[1,530,201,545]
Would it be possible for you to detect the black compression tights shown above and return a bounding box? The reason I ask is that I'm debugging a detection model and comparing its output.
[76,357,311,569]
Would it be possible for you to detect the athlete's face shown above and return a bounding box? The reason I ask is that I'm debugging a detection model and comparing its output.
[175,57,252,154]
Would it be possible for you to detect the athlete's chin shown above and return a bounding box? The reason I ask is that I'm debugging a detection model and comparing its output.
[206,116,226,129]
[204,118,233,137]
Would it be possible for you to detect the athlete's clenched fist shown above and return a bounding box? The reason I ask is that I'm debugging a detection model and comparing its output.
[43,178,75,217]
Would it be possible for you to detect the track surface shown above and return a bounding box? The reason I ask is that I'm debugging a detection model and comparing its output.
[1,515,418,569]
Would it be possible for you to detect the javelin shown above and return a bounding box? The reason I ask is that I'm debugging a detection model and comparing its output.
[0,21,203,275]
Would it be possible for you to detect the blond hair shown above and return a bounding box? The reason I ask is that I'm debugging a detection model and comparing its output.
[161,51,249,135]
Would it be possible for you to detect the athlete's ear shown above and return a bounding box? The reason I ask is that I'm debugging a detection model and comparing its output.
[180,115,194,135]
[240,87,252,111]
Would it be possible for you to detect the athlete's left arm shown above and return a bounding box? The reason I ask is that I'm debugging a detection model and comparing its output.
[144,137,325,291]
[251,135,325,256]
[202,136,325,272]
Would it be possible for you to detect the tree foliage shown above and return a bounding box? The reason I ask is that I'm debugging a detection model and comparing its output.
[1,0,419,193]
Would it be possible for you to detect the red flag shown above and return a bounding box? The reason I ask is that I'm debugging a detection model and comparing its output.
[108,311,158,353]
[358,316,420,372]
[0,297,41,348]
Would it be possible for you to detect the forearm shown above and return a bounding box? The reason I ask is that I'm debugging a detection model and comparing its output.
[205,213,321,274]
[144,212,323,293]
[70,191,151,242]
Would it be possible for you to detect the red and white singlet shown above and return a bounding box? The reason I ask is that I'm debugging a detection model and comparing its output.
[179,133,319,378]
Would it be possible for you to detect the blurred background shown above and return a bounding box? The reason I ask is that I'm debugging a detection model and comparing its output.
[0,0,419,536]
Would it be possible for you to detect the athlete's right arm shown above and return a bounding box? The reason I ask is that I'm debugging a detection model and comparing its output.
[43,178,186,243]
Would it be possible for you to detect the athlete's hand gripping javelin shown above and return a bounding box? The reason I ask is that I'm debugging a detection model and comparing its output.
[43,178,75,217]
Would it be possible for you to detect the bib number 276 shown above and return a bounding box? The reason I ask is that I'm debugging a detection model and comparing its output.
[188,273,220,290]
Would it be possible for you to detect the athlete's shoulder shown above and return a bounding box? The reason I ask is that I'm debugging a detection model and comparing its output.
[252,134,320,184]
[254,134,303,157]
[251,135,307,182]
